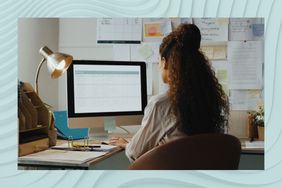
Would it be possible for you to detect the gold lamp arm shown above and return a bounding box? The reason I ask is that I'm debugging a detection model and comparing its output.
[35,58,46,95]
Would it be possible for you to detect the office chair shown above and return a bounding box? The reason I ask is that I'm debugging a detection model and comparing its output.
[128,133,241,170]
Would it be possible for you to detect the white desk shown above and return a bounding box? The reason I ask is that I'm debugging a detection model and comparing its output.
[18,127,264,170]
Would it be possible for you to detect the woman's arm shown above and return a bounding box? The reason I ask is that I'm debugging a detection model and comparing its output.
[109,96,165,163]
[125,101,164,162]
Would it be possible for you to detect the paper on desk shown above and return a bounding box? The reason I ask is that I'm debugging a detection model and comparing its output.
[244,141,264,149]
[53,143,117,151]
[19,149,107,164]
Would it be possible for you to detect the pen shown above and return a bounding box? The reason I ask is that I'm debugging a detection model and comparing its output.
[87,145,101,148]
[51,146,104,152]
[72,143,101,148]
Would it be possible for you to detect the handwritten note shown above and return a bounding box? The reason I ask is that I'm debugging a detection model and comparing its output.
[193,18,228,41]
[201,46,227,60]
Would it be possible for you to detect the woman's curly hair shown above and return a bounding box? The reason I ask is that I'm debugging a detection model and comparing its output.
[159,23,229,135]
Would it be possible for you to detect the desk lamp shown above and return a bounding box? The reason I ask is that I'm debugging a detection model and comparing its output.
[35,46,73,95]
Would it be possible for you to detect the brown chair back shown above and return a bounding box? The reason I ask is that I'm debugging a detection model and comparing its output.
[129,133,241,170]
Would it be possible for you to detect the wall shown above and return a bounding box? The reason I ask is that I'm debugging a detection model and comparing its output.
[18,18,59,110]
[58,18,251,138]
[17,18,254,138]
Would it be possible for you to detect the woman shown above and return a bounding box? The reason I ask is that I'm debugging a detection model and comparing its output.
[109,23,229,163]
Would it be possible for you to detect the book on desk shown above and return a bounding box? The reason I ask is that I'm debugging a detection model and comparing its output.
[19,143,117,164]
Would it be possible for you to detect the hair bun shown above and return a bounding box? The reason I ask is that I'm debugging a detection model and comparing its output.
[178,24,201,51]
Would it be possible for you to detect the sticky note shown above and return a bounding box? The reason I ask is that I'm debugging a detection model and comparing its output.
[253,24,264,36]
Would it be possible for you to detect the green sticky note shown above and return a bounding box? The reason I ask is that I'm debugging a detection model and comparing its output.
[138,45,153,59]
[221,84,229,96]
[217,70,228,81]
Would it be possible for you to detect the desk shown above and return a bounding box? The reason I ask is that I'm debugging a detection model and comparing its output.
[18,126,137,170]
[18,145,129,170]
[239,139,264,170]
[18,130,264,170]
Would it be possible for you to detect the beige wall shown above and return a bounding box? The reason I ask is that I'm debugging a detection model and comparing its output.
[18,18,59,110]
[18,18,253,138]
[58,18,254,138]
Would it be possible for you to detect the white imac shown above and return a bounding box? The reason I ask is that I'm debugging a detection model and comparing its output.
[67,60,147,140]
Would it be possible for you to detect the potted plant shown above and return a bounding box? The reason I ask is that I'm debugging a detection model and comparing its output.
[248,106,264,141]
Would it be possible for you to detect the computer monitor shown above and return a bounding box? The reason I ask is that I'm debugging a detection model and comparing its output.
[67,60,147,139]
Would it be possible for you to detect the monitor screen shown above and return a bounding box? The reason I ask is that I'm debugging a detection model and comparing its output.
[67,60,147,118]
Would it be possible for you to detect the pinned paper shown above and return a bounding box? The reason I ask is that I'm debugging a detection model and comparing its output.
[230,90,262,110]
[213,46,227,59]
[193,18,228,41]
[143,21,172,42]
[97,18,142,44]
[201,46,226,60]
[144,23,163,37]
[211,61,229,96]
[201,46,214,59]
[217,69,228,81]
[229,18,264,40]
[228,41,263,89]
[130,42,160,63]
[138,44,154,59]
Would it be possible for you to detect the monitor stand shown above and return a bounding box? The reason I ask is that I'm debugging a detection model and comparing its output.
[88,127,109,142]
[88,117,117,142]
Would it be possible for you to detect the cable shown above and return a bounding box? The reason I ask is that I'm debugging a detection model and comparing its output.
[117,125,130,135]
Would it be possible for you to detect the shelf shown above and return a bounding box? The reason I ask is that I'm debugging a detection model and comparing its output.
[19,125,48,133]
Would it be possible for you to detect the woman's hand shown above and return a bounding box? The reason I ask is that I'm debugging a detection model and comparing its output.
[109,137,128,148]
